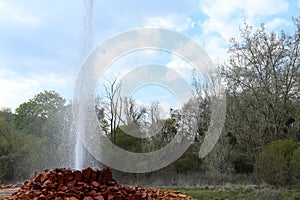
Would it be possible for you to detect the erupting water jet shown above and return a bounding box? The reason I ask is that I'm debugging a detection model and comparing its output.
[75,0,94,170]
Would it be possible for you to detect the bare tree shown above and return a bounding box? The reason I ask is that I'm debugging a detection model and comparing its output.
[149,101,160,124]
[99,78,123,144]
[123,97,147,126]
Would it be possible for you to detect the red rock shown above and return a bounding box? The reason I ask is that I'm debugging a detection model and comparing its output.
[91,181,100,188]
[47,191,55,199]
[91,170,98,181]
[114,195,122,200]
[90,189,97,196]
[94,195,105,200]
[77,181,85,186]
[82,167,93,182]
[102,190,109,197]
[83,196,93,200]
[57,172,64,185]
[5,167,194,200]
[100,184,107,191]
[66,180,77,187]
[38,194,48,200]
[42,180,51,188]
[97,171,104,184]
[102,168,112,183]
[64,170,74,182]
[107,180,116,186]
[107,194,114,200]
[73,170,82,182]
[142,192,148,199]
[56,191,65,197]
[58,185,68,191]
[69,197,79,200]
[128,194,135,200]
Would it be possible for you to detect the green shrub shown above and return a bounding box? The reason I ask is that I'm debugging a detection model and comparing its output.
[290,147,300,186]
[255,139,299,186]
[233,156,254,173]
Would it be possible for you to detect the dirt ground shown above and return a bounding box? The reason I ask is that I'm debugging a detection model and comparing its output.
[0,188,19,199]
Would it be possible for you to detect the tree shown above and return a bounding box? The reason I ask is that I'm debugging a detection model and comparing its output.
[123,97,147,126]
[149,101,160,124]
[255,139,300,185]
[0,109,34,183]
[12,91,73,174]
[99,78,123,144]
[15,90,66,135]
[223,18,300,172]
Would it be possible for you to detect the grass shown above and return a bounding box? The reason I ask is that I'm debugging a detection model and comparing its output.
[168,185,300,200]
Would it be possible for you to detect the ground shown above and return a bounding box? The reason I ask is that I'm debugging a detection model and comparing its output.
[0,187,19,199]
[173,185,300,200]
[1,185,300,199]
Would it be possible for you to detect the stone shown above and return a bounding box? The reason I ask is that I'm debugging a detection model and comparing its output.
[82,167,93,183]
[107,194,114,200]
[94,195,105,200]
[73,170,82,182]
[4,167,194,200]
[91,181,100,188]
[91,170,98,182]
[38,194,48,200]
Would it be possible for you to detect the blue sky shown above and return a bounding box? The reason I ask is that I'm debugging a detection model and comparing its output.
[0,0,299,110]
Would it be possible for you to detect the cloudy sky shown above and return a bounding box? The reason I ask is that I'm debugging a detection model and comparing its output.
[0,0,299,110]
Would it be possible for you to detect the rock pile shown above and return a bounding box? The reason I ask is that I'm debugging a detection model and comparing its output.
[5,167,193,200]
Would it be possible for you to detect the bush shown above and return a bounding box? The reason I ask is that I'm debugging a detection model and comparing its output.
[290,147,300,186]
[233,156,254,173]
[255,139,300,186]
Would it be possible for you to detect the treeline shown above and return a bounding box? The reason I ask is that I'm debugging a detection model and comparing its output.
[98,18,300,186]
[0,91,75,183]
[99,18,300,185]
[0,18,299,186]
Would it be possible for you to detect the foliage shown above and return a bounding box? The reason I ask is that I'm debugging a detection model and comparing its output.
[0,111,35,183]
[1,17,300,186]
[114,125,148,153]
[169,143,203,173]
[0,91,74,183]
[290,147,300,186]
[172,185,300,200]
[222,18,300,175]
[255,139,300,186]
[14,90,66,135]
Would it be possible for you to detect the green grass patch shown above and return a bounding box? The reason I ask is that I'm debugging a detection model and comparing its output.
[167,185,300,200]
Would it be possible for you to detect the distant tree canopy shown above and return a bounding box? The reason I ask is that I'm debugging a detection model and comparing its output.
[1,18,300,186]
[222,18,300,174]
[14,90,66,135]
[0,91,75,184]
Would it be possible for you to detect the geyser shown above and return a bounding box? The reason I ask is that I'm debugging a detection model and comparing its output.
[75,0,94,170]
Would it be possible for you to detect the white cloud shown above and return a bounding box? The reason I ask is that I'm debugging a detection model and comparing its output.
[201,0,290,36]
[166,55,192,71]
[265,18,292,31]
[244,0,289,17]
[146,16,195,32]
[0,1,40,26]
[158,101,173,119]
[193,35,228,62]
[166,55,194,81]
[0,70,73,110]
[199,0,290,62]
